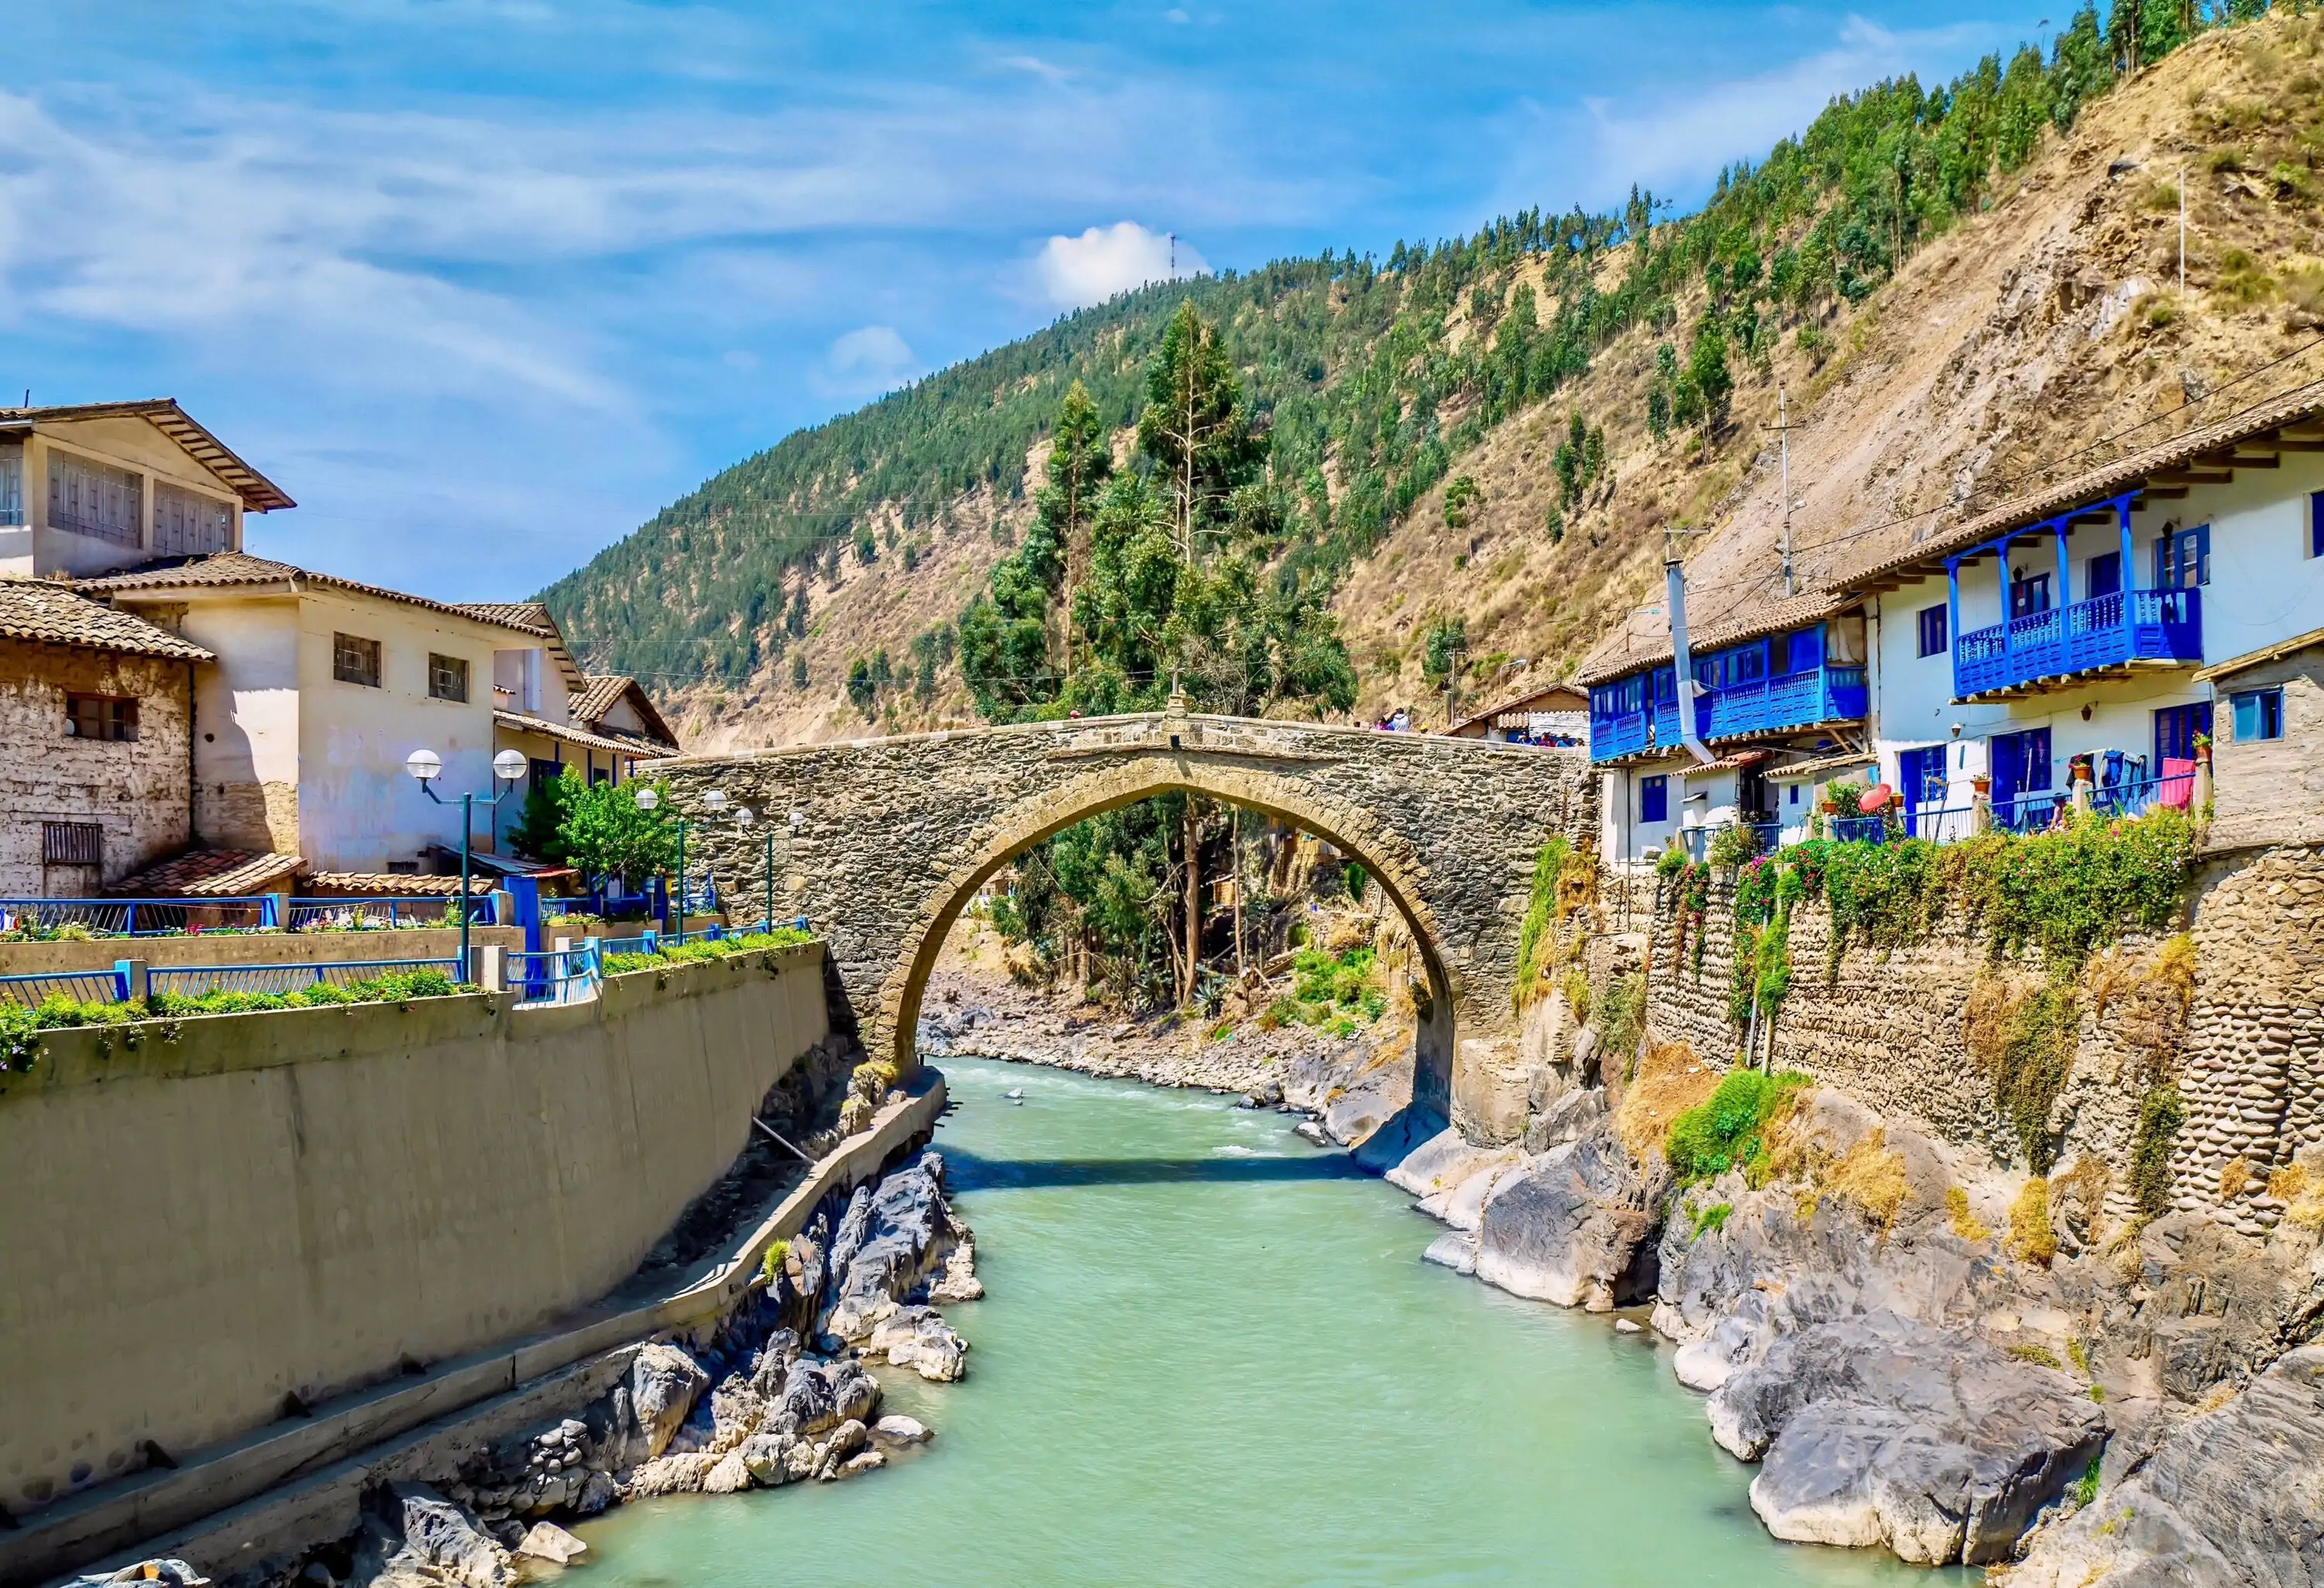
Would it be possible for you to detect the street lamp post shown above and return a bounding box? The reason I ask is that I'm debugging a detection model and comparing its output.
[406,747,528,981]
[734,804,772,932]
[634,784,727,946]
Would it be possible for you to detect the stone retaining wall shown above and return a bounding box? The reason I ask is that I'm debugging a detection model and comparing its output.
[1628,844,2324,1231]
[0,926,523,977]
[0,946,830,1532]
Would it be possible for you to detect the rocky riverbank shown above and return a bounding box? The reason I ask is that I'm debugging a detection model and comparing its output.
[92,1143,985,1588]
[919,966,1417,1147]
[1395,1042,2324,1579]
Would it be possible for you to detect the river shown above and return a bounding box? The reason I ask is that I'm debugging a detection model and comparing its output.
[578,1057,1962,1586]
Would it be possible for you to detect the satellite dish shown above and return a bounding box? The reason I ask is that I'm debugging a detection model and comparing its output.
[1858,783,1894,813]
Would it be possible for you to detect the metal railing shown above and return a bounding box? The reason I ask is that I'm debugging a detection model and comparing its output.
[1955,587,2202,697]
[286,895,496,932]
[0,896,281,937]
[2091,769,2198,820]
[150,957,462,999]
[597,931,659,957]
[0,966,136,1008]
[507,942,602,1006]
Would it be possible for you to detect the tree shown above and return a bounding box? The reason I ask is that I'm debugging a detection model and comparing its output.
[1646,386,1672,442]
[846,657,877,718]
[1443,475,1480,529]
[853,523,877,565]
[508,767,579,863]
[1423,614,1468,686]
[1136,301,1266,562]
[559,779,676,889]
[1687,321,1734,428]
[790,651,809,689]
[1039,380,1112,680]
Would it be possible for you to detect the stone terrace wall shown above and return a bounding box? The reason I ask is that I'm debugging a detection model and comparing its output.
[1635,844,2324,1231]
[0,947,830,1521]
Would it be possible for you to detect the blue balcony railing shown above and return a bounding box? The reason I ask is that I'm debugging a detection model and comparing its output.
[1589,699,1686,762]
[1955,588,2201,698]
[1701,665,1867,742]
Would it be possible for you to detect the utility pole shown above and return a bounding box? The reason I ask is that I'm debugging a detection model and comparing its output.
[1762,385,1796,597]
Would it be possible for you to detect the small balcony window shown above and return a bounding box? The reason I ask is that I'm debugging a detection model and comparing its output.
[2155,524,2210,589]
[153,482,233,556]
[0,442,22,525]
[1916,604,1947,658]
[48,452,143,545]
[65,693,139,741]
[428,652,470,703]
[2231,686,2284,744]
[334,632,382,687]
[1639,775,1669,823]
[2085,552,2122,599]
[2009,572,2052,617]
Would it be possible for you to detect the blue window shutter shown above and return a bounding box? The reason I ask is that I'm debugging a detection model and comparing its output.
[1641,775,1668,823]
[2313,491,2324,559]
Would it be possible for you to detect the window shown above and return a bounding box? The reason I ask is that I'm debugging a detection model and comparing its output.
[2155,524,2210,589]
[1916,604,1948,658]
[428,652,470,703]
[2154,701,2213,763]
[47,452,143,545]
[65,693,138,741]
[1783,629,1823,675]
[333,632,382,687]
[2312,490,2324,559]
[2009,572,2052,617]
[384,860,420,875]
[2085,551,2122,600]
[0,442,21,525]
[529,756,562,792]
[1787,782,1799,806]
[1640,775,1669,824]
[42,821,102,866]
[2231,687,2284,743]
[153,483,232,556]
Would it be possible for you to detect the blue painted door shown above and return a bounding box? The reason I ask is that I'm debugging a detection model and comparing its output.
[1991,728,2051,827]
[1897,746,1947,828]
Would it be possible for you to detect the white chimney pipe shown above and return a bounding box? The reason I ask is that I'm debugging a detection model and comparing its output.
[1665,559,1715,765]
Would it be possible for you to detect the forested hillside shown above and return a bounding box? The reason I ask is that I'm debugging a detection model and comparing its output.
[541,2,2324,745]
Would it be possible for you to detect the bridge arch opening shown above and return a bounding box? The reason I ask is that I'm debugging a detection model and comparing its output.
[877,763,1459,1128]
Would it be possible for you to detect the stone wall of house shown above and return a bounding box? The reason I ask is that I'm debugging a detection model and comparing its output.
[1628,842,2324,1230]
[0,639,194,896]
[2208,650,2324,850]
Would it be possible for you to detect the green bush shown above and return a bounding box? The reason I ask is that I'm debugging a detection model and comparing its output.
[1666,1069,1805,1184]
[1687,1201,1734,1237]
[0,968,466,1073]
[2130,1084,2185,1219]
[603,926,815,974]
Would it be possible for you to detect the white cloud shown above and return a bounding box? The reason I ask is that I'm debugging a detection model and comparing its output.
[820,325,917,396]
[1564,17,1986,205]
[1001,54,1071,82]
[1034,222,1205,310]
[1165,9,1191,22]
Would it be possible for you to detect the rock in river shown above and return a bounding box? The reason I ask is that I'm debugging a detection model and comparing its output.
[1472,1128,1662,1311]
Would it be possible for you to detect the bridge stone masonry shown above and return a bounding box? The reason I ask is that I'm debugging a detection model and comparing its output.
[655,707,1595,1145]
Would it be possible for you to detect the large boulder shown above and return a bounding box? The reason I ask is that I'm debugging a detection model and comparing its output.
[864,1304,969,1381]
[2006,1343,2324,1587]
[1473,1129,1661,1311]
[773,1356,880,1436]
[1715,1312,2106,1566]
[823,1154,953,1340]
[355,1485,517,1588]
[627,1345,709,1461]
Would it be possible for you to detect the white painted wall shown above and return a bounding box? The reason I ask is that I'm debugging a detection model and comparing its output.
[1870,455,2324,812]
[0,419,247,580]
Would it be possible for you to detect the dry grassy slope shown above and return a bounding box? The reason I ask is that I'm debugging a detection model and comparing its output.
[1346,14,2324,720]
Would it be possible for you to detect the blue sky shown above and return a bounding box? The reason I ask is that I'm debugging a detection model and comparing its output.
[2,1,2061,603]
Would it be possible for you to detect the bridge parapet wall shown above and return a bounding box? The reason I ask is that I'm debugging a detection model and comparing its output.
[656,711,1593,1141]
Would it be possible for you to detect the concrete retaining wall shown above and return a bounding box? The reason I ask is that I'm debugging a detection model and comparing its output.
[0,945,830,1531]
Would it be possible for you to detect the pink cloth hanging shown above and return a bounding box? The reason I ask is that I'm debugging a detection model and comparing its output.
[2160,757,2196,809]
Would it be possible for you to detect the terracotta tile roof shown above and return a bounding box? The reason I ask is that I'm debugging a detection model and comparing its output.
[2192,622,2324,684]
[302,871,497,897]
[79,554,557,638]
[454,601,559,638]
[0,400,294,511]
[1679,749,1772,778]
[0,578,215,662]
[107,848,304,897]
[1764,749,1876,780]
[495,708,654,758]
[1834,376,2324,590]
[1448,679,1588,736]
[569,674,679,750]
[1576,589,1858,687]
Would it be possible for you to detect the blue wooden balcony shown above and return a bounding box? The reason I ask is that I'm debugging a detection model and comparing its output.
[1589,699,1686,762]
[1954,589,2202,699]
[1701,665,1868,742]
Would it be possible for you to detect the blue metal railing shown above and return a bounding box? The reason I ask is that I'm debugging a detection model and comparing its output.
[1993,791,2071,834]
[1828,814,1889,844]
[598,932,659,957]
[287,895,496,932]
[2091,768,2198,820]
[507,942,601,1006]
[0,896,280,937]
[150,957,462,999]
[0,965,133,1008]
[1956,588,2202,697]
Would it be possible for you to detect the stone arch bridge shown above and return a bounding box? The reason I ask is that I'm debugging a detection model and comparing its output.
[654,709,1593,1146]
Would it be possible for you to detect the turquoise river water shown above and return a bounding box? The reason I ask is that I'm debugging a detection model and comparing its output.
[578,1057,1963,1586]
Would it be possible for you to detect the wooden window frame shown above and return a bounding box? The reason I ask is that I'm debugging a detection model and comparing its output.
[43,820,103,866]
[64,693,139,742]
[334,632,383,688]
[428,652,471,703]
